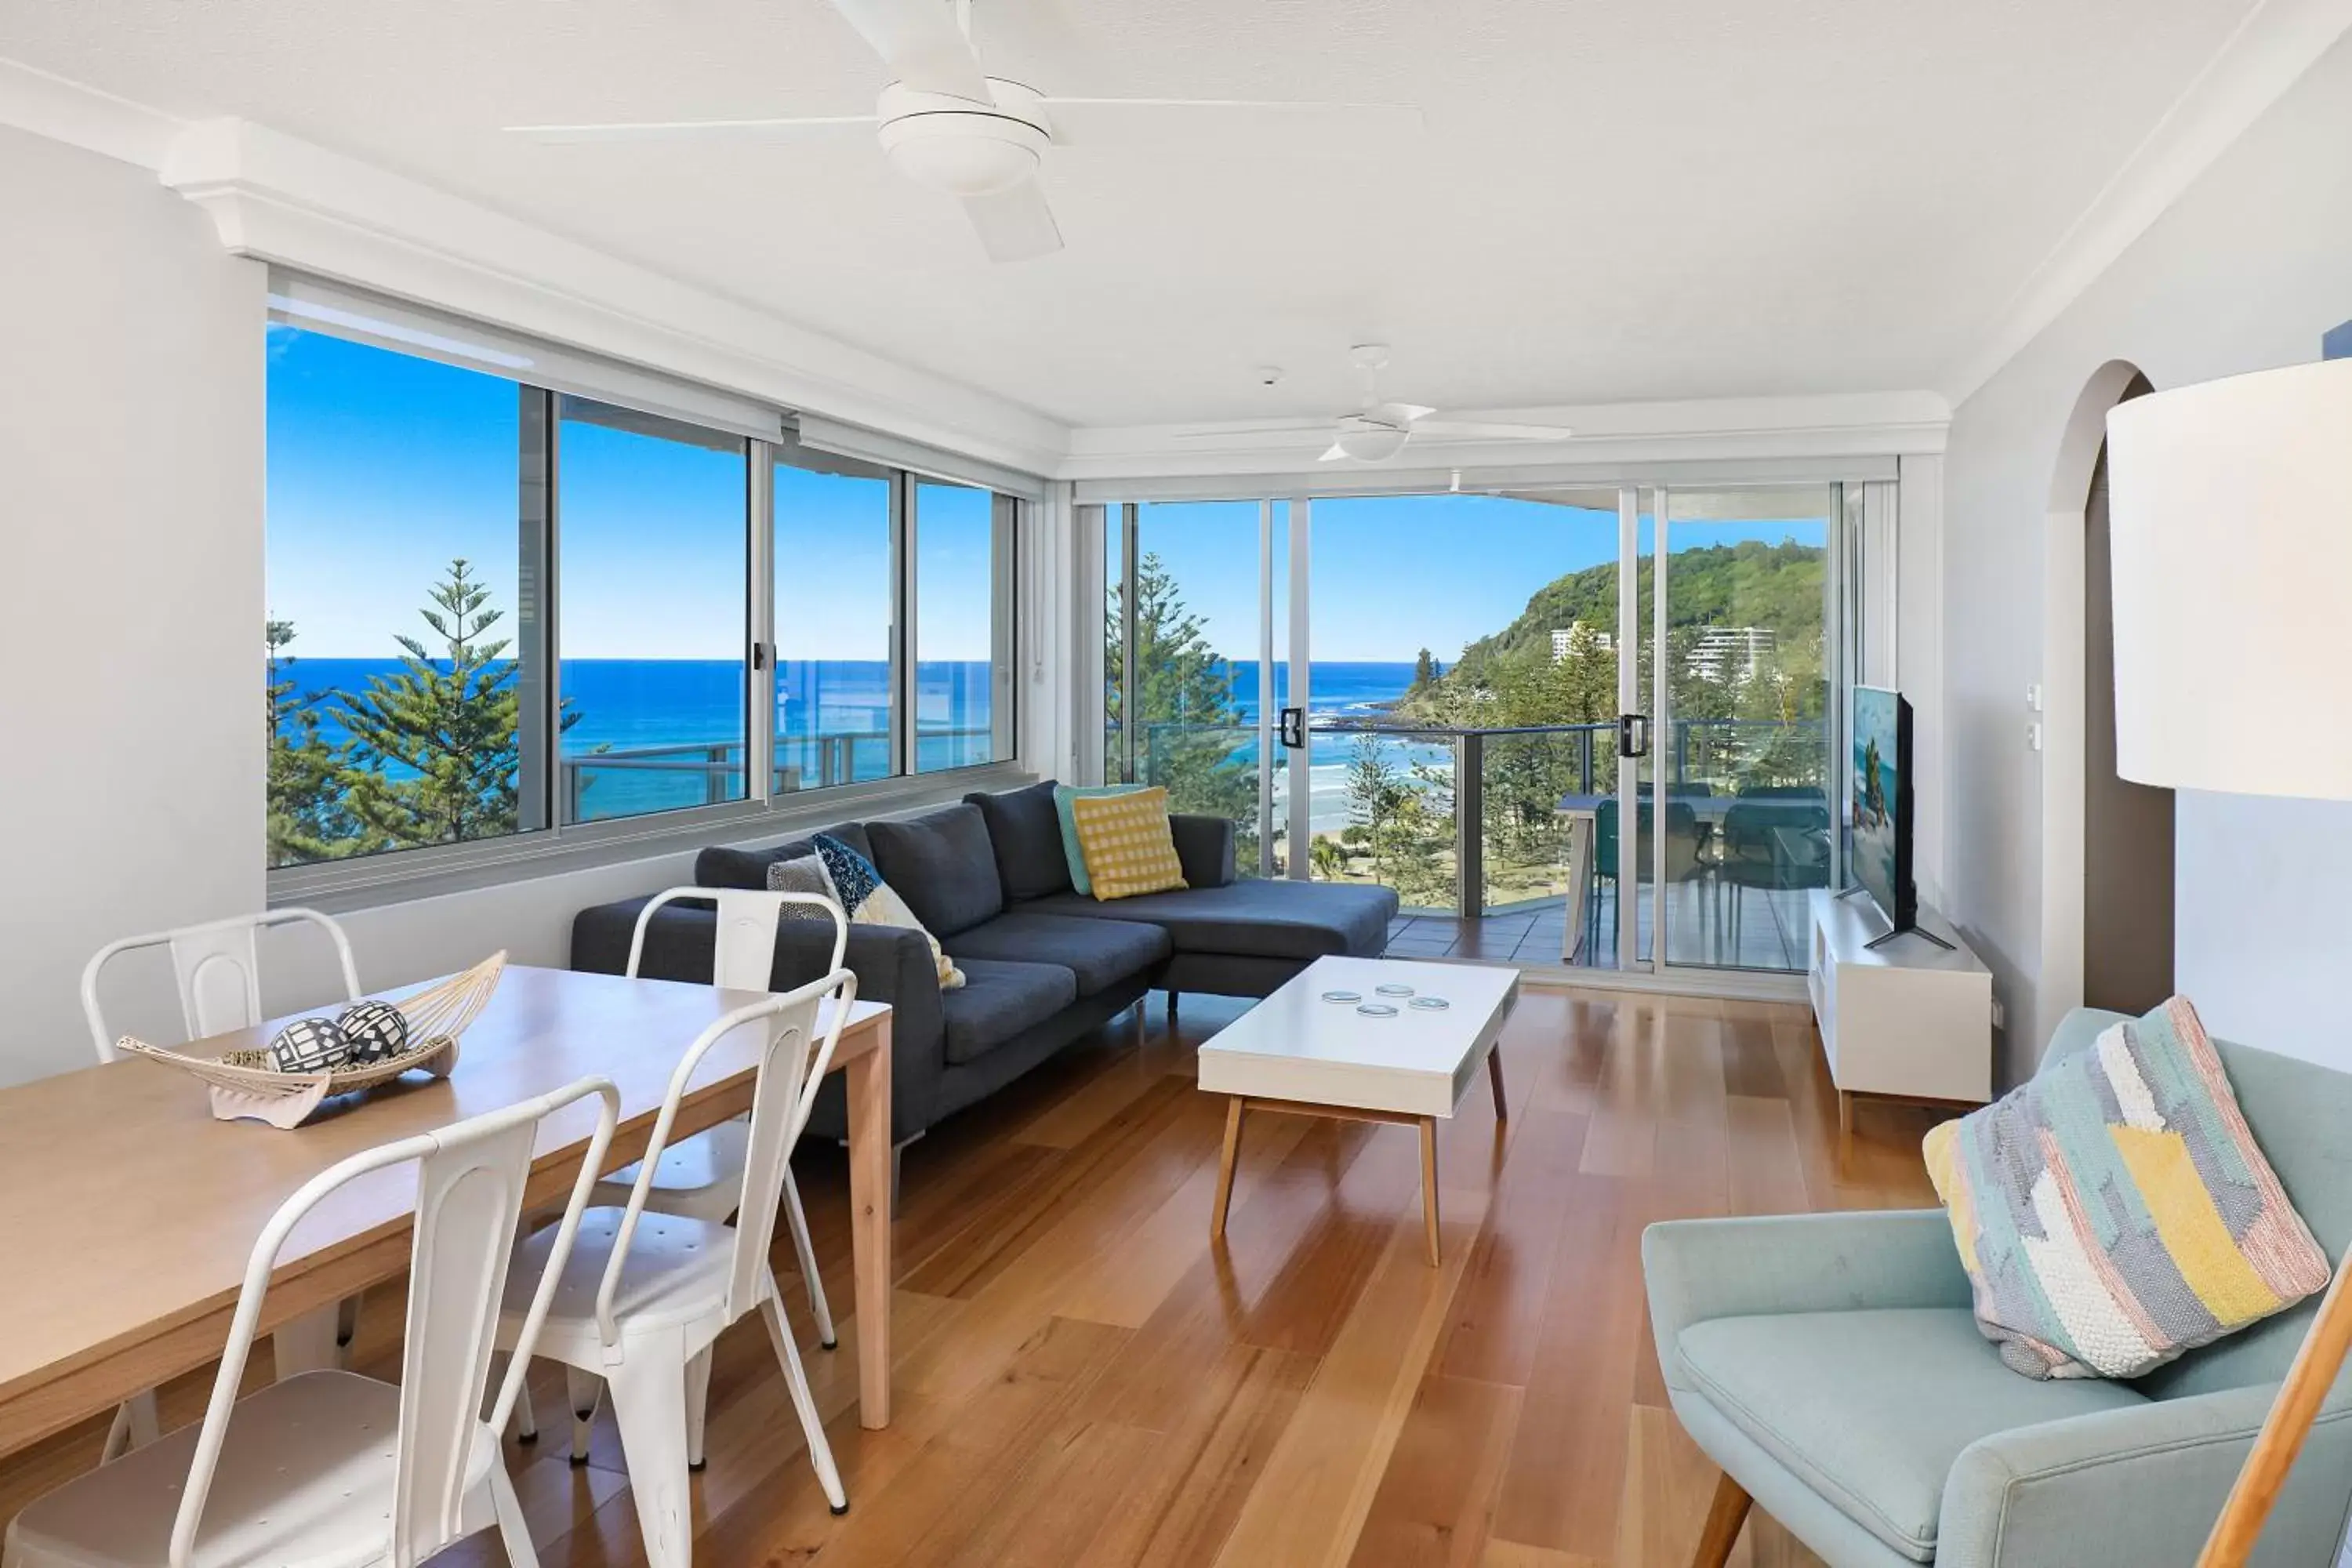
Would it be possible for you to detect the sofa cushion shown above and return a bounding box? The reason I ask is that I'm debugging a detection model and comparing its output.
[1069,787,1189,901]
[943,912,1171,996]
[866,802,1004,938]
[938,957,1079,1065]
[1016,878,1396,960]
[967,782,1073,902]
[1677,1308,2149,1563]
[1054,784,1146,895]
[697,822,872,891]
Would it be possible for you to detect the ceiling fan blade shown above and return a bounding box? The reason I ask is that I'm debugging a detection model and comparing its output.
[964,180,1064,263]
[1408,419,1576,442]
[1371,401,1439,424]
[506,115,878,144]
[1037,97,1424,157]
[1318,443,1352,463]
[829,0,992,100]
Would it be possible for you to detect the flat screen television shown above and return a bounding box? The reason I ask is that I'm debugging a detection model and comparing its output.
[1849,684,1916,936]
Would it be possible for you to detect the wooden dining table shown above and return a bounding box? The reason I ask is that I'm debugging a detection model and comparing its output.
[0,964,895,1461]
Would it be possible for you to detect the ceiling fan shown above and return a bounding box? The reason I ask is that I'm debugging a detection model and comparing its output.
[506,0,1423,264]
[1176,346,1577,463]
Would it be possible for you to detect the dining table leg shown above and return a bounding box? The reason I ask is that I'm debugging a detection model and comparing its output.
[845,1014,893,1429]
[272,1303,345,1379]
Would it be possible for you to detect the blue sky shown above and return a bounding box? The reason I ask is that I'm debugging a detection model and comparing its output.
[1132,496,1826,662]
[266,327,999,660]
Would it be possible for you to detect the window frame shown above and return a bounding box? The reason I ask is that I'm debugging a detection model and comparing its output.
[264,297,1031,906]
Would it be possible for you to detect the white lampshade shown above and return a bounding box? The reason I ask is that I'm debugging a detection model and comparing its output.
[2105,357,2352,800]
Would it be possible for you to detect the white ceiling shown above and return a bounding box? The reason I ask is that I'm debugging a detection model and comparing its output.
[0,0,2263,428]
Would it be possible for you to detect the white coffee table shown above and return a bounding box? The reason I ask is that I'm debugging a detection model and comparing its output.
[1197,955,1520,1265]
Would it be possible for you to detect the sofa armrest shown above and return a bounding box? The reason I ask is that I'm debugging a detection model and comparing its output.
[569,895,946,1138]
[1171,812,1236,888]
[1642,1211,1970,1395]
[1938,1381,2352,1567]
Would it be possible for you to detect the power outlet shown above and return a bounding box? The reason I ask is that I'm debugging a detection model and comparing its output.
[1991,995,2006,1030]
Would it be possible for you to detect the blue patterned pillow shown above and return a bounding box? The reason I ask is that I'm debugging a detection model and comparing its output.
[811,833,963,989]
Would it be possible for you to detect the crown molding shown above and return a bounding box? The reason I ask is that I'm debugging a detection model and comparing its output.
[1940,0,2352,405]
[160,118,1068,476]
[0,56,180,169]
[1058,390,1950,484]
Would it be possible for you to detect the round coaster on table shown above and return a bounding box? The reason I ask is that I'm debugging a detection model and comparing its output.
[1409,996,1451,1011]
[1374,982,1417,997]
[1321,989,1363,1004]
[1356,1002,1399,1018]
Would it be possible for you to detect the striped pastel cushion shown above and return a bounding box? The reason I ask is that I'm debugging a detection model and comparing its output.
[1068,786,1189,902]
[1924,996,2328,1380]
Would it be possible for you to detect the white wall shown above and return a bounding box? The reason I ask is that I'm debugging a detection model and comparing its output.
[1942,31,2352,1082]
[0,125,267,1084]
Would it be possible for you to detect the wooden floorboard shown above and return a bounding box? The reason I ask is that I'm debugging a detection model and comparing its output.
[0,984,1944,1567]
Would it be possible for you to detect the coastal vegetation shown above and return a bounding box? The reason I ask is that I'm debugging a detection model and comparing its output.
[267,560,578,866]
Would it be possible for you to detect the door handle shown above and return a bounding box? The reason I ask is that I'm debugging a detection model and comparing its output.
[1617,713,1650,759]
[1279,706,1308,750]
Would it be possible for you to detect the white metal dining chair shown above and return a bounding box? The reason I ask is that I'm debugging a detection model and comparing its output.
[0,1075,621,1568]
[526,889,845,1449]
[79,908,366,1461]
[497,971,858,1568]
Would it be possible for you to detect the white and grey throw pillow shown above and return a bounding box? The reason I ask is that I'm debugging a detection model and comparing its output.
[764,852,841,918]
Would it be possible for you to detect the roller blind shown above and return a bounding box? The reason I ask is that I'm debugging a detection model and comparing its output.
[267,270,785,444]
[796,413,1049,503]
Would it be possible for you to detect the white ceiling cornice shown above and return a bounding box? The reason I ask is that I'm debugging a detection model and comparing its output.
[0,55,177,168]
[158,118,1072,477]
[1940,0,2352,405]
[1060,390,1951,485]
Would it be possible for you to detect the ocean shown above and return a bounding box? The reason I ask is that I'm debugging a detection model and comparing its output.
[278,656,1427,828]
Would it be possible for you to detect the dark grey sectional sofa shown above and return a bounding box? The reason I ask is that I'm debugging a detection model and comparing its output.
[570,780,1398,1145]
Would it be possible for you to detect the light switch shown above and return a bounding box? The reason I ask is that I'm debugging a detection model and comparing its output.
[2024,684,2044,713]
[2026,722,2043,751]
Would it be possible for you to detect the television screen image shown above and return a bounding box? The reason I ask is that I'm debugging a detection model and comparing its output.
[1849,684,1914,933]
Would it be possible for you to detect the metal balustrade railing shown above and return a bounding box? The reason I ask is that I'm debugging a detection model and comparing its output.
[1131,716,1830,917]
[557,728,990,822]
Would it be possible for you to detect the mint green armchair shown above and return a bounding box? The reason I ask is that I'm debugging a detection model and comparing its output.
[1642,1007,2352,1566]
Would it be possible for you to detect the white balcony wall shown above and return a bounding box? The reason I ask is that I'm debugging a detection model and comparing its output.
[1942,28,2352,1085]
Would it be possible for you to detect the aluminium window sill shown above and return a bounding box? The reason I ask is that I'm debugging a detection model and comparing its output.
[267,760,1036,915]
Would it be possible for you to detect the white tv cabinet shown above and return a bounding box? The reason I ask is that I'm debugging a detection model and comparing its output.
[1806,888,1992,1166]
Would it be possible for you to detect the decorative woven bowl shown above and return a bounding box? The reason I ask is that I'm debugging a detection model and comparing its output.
[116,952,506,1129]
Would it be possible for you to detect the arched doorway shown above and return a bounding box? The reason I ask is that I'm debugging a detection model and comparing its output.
[2082,374,2173,1012]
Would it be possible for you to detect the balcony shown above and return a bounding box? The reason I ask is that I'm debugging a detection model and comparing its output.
[557,727,988,822]
[1135,717,1833,974]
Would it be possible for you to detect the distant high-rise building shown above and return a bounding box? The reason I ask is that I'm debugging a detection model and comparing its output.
[1688,626,1775,683]
[1550,622,1615,662]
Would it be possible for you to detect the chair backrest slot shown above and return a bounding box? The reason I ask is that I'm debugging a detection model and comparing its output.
[84,908,364,1062]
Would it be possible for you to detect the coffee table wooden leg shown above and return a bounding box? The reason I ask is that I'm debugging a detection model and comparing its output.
[1212,1096,1245,1241]
[1487,1046,1508,1120]
[1419,1116,1441,1266]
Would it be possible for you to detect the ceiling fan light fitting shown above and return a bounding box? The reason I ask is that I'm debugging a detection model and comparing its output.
[1334,423,1410,463]
[880,111,1046,195]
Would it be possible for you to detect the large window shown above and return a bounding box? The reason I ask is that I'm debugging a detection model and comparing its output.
[775,445,897,790]
[264,325,541,866]
[557,399,751,823]
[913,480,1016,772]
[264,302,1024,873]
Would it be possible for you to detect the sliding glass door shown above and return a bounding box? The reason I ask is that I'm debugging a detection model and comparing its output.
[1105,501,1289,875]
[1100,480,1857,977]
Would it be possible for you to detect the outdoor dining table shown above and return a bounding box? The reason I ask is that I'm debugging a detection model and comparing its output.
[0,964,896,1460]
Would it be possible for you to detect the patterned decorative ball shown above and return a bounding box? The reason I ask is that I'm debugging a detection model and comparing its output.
[336,1000,411,1064]
[268,1015,351,1074]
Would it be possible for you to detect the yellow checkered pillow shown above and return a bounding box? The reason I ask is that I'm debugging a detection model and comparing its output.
[1068,786,1189,901]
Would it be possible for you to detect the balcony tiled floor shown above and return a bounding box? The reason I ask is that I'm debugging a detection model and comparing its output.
[1384,879,1813,974]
